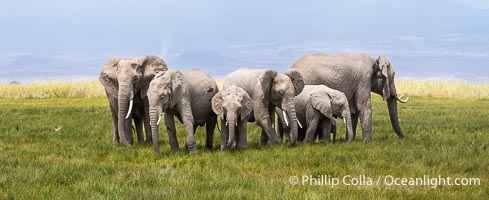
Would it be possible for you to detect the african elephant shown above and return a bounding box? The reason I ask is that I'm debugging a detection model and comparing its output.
[211,85,253,150]
[223,68,304,146]
[291,53,409,141]
[99,56,168,146]
[276,85,353,143]
[147,69,218,154]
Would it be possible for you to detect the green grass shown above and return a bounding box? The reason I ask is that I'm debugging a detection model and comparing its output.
[1,96,488,199]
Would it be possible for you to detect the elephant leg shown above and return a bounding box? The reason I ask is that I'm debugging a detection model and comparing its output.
[256,105,279,146]
[182,117,196,152]
[259,129,269,145]
[237,121,248,150]
[110,104,119,144]
[220,118,229,151]
[303,117,319,144]
[318,119,332,143]
[331,122,337,143]
[349,112,359,141]
[108,97,119,143]
[164,113,179,151]
[134,115,144,144]
[205,116,217,150]
[143,99,152,143]
[356,94,372,141]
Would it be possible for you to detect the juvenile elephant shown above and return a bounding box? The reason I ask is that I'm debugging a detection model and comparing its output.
[99,56,167,146]
[211,85,253,150]
[291,53,409,141]
[277,85,354,143]
[223,68,304,146]
[147,69,218,154]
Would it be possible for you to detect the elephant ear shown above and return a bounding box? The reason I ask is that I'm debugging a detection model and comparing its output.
[284,69,304,96]
[240,91,253,121]
[99,57,122,99]
[138,55,168,99]
[310,91,333,118]
[256,69,277,101]
[169,70,187,107]
[211,91,224,118]
[377,54,391,101]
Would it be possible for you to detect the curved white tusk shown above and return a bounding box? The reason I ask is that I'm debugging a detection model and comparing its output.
[297,120,303,129]
[396,95,410,103]
[125,100,133,119]
[282,110,289,127]
[236,122,238,127]
[225,121,228,126]
[343,118,346,123]
[157,115,161,126]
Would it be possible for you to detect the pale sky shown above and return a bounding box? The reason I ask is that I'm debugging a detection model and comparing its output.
[1,0,488,83]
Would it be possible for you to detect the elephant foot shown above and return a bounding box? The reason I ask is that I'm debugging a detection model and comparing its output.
[120,140,131,146]
[185,142,197,152]
[237,145,247,151]
[220,144,231,151]
[286,141,297,147]
[362,137,371,142]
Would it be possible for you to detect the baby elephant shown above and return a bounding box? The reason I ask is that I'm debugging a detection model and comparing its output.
[278,85,354,143]
[147,69,218,154]
[211,85,253,150]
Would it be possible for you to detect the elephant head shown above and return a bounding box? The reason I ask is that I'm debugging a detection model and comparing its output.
[147,70,187,154]
[99,55,167,146]
[211,85,252,148]
[310,89,354,143]
[371,54,409,138]
[268,69,305,145]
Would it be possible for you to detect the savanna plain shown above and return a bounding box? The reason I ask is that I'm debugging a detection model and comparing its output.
[0,81,488,199]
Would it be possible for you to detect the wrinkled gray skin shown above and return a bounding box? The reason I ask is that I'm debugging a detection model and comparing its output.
[223,68,304,146]
[99,56,167,146]
[276,85,353,143]
[212,85,253,150]
[147,69,218,154]
[291,53,409,141]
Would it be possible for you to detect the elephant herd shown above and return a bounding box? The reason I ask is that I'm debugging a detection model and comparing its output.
[99,52,409,155]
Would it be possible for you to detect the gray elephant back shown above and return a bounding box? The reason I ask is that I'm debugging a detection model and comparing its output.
[184,69,218,125]
[223,68,264,98]
[291,53,376,100]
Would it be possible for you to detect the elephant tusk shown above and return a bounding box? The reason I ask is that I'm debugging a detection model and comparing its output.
[225,121,228,126]
[157,115,161,126]
[282,110,289,127]
[236,122,238,127]
[297,120,303,129]
[125,100,133,119]
[396,95,410,103]
[343,118,346,123]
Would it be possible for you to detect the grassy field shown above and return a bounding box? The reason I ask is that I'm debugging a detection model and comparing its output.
[1,93,488,199]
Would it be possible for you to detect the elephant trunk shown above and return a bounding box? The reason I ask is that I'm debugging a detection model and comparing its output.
[117,85,133,146]
[387,97,406,138]
[226,114,237,148]
[149,108,160,154]
[284,100,298,146]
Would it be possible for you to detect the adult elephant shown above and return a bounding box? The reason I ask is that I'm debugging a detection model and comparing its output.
[99,56,168,146]
[291,53,409,141]
[223,68,304,146]
[147,69,218,154]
